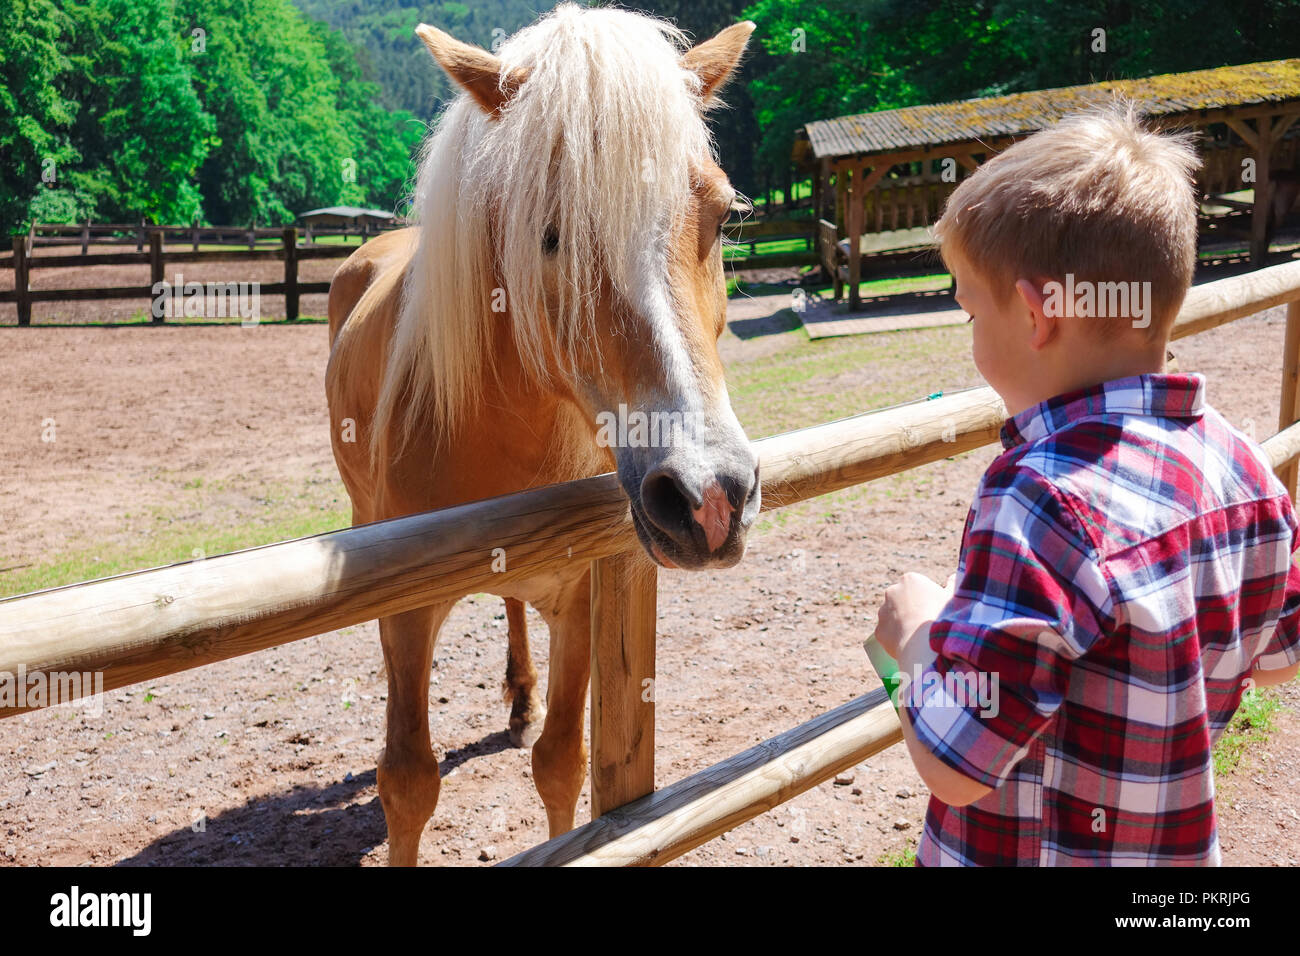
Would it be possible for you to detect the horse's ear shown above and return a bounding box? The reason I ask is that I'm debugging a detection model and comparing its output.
[415,23,527,117]
[681,20,755,105]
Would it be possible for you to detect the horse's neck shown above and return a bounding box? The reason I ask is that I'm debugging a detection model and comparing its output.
[380,308,611,516]
[459,324,608,481]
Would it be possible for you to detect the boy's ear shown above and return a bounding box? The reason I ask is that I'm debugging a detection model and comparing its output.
[681,21,755,105]
[1015,278,1057,351]
[415,23,528,116]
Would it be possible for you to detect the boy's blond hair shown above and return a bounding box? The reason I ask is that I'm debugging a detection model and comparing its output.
[933,102,1200,342]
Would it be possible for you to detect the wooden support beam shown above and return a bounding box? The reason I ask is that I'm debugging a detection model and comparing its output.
[501,687,902,866]
[834,161,847,241]
[1251,118,1275,265]
[589,551,657,817]
[1226,116,1259,151]
[148,232,164,324]
[846,163,889,310]
[1281,300,1300,501]
[282,227,299,321]
[12,236,31,326]
[1271,112,1300,142]
[956,153,980,174]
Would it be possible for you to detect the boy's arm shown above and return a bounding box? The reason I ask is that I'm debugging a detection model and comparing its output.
[886,467,1113,800]
[895,622,992,806]
[1252,538,1300,684]
[1254,659,1300,686]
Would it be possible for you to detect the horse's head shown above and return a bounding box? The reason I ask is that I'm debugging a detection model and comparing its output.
[414,6,760,571]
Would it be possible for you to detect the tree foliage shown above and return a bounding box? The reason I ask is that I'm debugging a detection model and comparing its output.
[3,0,424,233]
[6,0,1299,234]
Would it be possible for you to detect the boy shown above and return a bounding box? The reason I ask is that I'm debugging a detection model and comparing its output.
[872,104,1300,866]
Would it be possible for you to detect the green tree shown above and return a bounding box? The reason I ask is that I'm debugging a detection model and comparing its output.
[58,0,216,224]
[0,0,80,233]
[312,21,426,214]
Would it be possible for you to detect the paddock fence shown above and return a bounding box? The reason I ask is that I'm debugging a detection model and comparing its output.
[1,260,1298,866]
[0,224,396,325]
[22,219,399,252]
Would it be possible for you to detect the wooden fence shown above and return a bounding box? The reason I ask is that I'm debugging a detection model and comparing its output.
[5,217,816,324]
[722,217,818,270]
[1,260,1298,865]
[1,227,365,325]
[23,219,399,253]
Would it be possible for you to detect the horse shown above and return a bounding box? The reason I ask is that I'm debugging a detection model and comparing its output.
[324,4,760,865]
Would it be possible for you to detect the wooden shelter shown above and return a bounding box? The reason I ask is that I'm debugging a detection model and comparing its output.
[793,59,1300,308]
[297,205,397,241]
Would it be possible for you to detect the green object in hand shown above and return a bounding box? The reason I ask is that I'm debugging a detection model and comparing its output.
[863,634,903,711]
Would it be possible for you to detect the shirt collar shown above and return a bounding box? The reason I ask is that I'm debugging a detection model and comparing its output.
[999,372,1206,450]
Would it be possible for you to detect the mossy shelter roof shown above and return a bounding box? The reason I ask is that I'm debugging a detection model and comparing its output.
[797,58,1300,164]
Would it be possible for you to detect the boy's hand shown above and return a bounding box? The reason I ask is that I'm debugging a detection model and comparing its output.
[875,571,956,659]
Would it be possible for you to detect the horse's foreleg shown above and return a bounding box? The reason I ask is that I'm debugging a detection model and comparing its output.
[377,603,451,866]
[531,576,592,836]
[503,598,546,747]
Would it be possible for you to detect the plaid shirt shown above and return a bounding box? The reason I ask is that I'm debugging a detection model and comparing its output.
[905,373,1300,866]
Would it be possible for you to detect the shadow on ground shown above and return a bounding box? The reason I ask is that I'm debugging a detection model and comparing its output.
[117,731,517,866]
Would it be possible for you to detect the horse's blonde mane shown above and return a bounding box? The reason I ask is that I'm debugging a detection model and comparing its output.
[373,3,717,461]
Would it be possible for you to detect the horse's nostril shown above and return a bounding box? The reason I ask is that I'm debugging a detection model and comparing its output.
[691,481,733,552]
[641,469,739,554]
[640,468,696,548]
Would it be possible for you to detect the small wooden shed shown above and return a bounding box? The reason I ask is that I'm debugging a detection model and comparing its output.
[297,206,397,241]
[794,59,1300,308]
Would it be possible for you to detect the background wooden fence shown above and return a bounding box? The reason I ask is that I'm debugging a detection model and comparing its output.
[3,216,819,326]
[1,227,362,325]
[22,219,399,253]
[0,260,1298,865]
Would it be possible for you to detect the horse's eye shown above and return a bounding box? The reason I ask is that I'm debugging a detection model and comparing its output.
[542,225,559,256]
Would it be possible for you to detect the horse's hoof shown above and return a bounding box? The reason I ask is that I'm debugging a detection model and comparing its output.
[509,709,546,748]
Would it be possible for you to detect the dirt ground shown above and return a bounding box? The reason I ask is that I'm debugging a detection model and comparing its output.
[0,288,1297,866]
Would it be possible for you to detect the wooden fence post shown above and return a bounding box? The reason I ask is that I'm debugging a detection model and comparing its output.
[149,231,164,324]
[248,222,256,252]
[1280,300,1300,501]
[137,217,146,253]
[589,551,658,818]
[80,219,90,256]
[13,236,31,327]
[192,218,200,253]
[283,227,299,321]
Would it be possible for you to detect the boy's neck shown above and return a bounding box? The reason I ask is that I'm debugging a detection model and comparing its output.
[1002,339,1169,417]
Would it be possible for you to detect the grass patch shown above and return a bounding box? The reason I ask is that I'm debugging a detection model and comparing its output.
[1212,686,1283,776]
[723,237,813,258]
[727,270,952,303]
[878,840,917,867]
[0,501,351,599]
[727,325,973,438]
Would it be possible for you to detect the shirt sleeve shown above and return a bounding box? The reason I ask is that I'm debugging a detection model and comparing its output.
[902,464,1114,790]
[1254,507,1300,671]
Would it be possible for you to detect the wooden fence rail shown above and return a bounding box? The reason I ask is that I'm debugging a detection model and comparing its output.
[23,220,401,254]
[721,217,818,270]
[2,227,359,324]
[1,260,1298,865]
